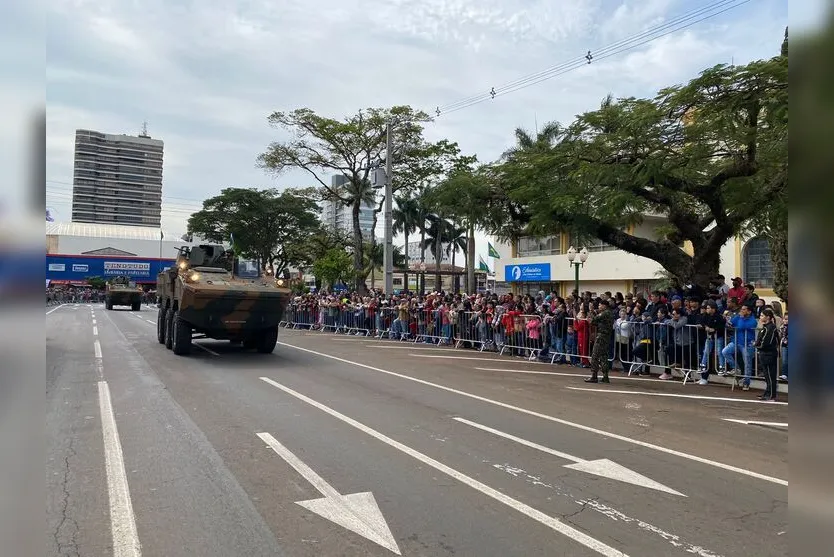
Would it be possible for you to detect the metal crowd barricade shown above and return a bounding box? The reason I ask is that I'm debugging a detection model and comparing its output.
[373,307,398,339]
[413,307,451,345]
[543,316,592,367]
[495,314,545,360]
[338,307,372,336]
[453,311,490,351]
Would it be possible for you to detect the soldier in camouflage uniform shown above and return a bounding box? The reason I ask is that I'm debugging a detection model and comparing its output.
[585,298,614,383]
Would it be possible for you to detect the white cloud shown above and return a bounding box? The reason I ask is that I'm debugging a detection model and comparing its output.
[42,0,792,244]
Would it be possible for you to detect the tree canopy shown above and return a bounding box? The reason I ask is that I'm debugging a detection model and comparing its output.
[186,187,321,276]
[482,47,787,290]
[258,106,464,292]
[312,248,353,290]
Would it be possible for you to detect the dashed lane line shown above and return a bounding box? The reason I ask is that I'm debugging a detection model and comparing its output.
[274,341,788,487]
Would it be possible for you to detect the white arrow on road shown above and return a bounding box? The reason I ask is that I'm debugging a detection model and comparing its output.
[453,418,685,497]
[256,432,401,555]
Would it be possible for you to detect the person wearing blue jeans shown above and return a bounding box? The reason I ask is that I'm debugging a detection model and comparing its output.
[698,301,726,384]
[721,304,758,389]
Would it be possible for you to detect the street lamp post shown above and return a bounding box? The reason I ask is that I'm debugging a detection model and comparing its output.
[566,246,589,299]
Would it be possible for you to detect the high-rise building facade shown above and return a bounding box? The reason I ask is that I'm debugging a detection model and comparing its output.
[320,174,376,239]
[71,129,164,227]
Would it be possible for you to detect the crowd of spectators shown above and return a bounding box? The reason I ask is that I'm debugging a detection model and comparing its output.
[284,274,787,399]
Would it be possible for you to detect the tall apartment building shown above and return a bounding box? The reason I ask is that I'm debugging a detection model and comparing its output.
[405,240,450,265]
[320,174,376,239]
[71,128,164,227]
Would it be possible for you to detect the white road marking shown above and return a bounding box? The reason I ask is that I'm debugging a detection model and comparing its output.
[144,320,155,325]
[94,340,102,359]
[260,376,628,557]
[722,419,788,428]
[98,381,142,557]
[275,342,789,487]
[93,326,99,336]
[257,432,401,554]
[476,367,664,382]
[409,353,547,364]
[193,343,220,356]
[453,417,685,496]
[46,305,65,315]
[566,387,789,406]
[93,319,97,325]
[366,345,464,351]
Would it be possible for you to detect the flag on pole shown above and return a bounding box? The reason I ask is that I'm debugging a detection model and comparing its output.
[488,242,500,259]
[478,255,490,272]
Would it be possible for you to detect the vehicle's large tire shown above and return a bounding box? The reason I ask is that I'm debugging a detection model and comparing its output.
[106,301,113,310]
[157,307,167,344]
[164,309,175,350]
[171,311,192,355]
[242,338,257,350]
[256,327,278,354]
[132,302,141,311]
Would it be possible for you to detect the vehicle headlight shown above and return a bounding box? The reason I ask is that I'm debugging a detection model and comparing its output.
[276,279,285,287]
[189,272,200,282]
[179,261,188,270]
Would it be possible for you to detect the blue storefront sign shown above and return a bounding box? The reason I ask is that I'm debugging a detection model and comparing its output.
[505,263,551,282]
[46,255,176,284]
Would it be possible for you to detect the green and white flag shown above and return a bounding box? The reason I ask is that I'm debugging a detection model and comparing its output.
[487,242,500,259]
[478,255,490,272]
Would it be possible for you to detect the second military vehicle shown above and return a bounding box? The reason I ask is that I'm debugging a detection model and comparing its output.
[156,244,291,355]
[105,276,143,311]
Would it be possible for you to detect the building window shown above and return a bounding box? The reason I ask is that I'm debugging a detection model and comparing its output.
[568,232,617,252]
[516,235,561,257]
[743,237,773,288]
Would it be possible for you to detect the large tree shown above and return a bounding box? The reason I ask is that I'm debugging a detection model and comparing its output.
[427,165,492,293]
[187,187,320,276]
[484,47,787,289]
[257,106,438,292]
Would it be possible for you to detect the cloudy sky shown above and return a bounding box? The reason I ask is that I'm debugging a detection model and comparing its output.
[43,0,800,258]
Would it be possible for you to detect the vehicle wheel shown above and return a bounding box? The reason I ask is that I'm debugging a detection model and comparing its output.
[106,301,113,310]
[256,327,278,354]
[171,311,192,355]
[157,307,167,344]
[132,302,141,311]
[164,309,175,350]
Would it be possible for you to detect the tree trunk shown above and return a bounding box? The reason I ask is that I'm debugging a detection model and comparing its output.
[420,226,426,294]
[403,230,409,293]
[435,233,442,294]
[467,223,476,294]
[769,227,788,304]
[351,199,366,293]
[451,246,457,293]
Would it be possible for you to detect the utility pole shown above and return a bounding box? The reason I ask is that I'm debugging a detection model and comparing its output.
[383,120,394,295]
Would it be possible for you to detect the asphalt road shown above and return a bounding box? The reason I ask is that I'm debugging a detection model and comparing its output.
[47,303,788,557]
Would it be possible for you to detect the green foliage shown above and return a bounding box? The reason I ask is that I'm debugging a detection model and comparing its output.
[85,276,106,289]
[187,187,321,275]
[258,106,466,292]
[312,248,354,288]
[483,44,788,288]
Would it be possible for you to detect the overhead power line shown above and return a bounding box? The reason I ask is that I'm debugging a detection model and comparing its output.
[434,0,753,116]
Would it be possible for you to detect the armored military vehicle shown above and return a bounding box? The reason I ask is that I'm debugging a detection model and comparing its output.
[156,244,291,355]
[105,276,143,311]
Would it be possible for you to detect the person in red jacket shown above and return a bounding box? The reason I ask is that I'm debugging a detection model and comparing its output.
[574,310,590,367]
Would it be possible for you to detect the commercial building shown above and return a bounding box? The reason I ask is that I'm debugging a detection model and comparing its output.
[492,216,779,302]
[71,128,164,227]
[321,175,376,239]
[404,240,450,265]
[46,222,187,286]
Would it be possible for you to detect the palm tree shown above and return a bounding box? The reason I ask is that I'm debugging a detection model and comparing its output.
[332,177,377,292]
[501,121,564,160]
[414,190,433,293]
[393,194,420,292]
[444,222,468,292]
[363,242,406,289]
[422,214,459,293]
